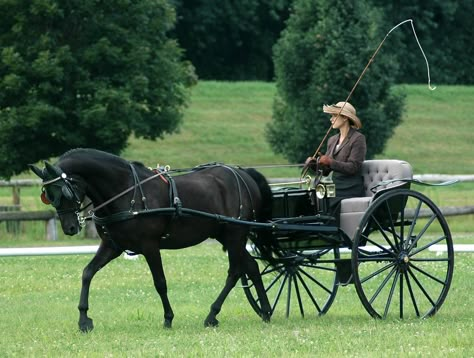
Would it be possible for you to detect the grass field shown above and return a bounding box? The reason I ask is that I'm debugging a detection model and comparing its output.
[1,244,473,357]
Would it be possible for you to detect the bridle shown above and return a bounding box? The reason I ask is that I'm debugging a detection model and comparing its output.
[41,164,171,227]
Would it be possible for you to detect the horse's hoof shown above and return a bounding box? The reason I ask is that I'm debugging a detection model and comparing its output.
[79,317,94,333]
[262,315,271,323]
[163,320,172,329]
[204,318,219,327]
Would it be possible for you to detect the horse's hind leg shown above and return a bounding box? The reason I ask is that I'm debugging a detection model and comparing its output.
[204,236,245,327]
[78,241,121,332]
[143,250,174,328]
[243,250,272,322]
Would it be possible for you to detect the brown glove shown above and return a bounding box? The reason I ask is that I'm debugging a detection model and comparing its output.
[319,155,332,167]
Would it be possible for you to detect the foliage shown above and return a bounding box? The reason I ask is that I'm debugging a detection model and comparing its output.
[167,0,473,84]
[171,0,290,80]
[267,0,406,162]
[371,0,474,84]
[0,0,196,179]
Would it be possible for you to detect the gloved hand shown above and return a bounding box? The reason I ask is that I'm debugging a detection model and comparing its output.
[304,156,317,172]
[319,155,332,167]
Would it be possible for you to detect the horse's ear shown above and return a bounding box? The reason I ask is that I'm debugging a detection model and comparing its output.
[44,161,63,177]
[28,164,45,179]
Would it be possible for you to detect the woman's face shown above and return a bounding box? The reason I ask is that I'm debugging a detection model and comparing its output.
[330,115,349,129]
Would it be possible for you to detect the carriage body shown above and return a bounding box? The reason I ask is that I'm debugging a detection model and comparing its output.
[243,160,454,320]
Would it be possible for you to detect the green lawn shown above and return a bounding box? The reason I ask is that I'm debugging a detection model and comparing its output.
[1,244,473,357]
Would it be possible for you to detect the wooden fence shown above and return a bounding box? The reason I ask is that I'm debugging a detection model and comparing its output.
[1,175,473,240]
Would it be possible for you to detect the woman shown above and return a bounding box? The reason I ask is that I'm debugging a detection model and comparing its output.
[306,101,367,223]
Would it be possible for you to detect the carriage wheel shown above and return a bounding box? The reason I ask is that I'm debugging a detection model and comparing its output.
[242,247,339,318]
[352,189,454,319]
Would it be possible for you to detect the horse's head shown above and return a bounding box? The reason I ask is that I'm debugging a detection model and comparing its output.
[29,162,86,235]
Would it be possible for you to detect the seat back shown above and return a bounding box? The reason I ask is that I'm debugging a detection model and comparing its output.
[361,159,413,196]
[340,160,413,239]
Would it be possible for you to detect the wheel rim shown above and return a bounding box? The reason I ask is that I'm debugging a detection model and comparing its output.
[352,189,454,319]
[242,248,339,318]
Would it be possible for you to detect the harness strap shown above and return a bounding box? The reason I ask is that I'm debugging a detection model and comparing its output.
[90,166,168,214]
[159,172,180,217]
[129,163,149,211]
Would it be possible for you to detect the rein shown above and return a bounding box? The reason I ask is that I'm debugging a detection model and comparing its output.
[89,167,170,214]
[90,163,257,226]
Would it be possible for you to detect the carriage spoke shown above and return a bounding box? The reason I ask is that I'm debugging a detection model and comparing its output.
[299,267,334,295]
[399,195,406,249]
[407,199,423,241]
[399,273,404,319]
[369,266,396,305]
[362,236,398,257]
[383,269,400,319]
[409,262,447,286]
[293,274,305,317]
[404,271,420,317]
[300,263,337,272]
[262,263,285,276]
[286,274,292,318]
[407,214,437,252]
[264,270,286,296]
[295,271,322,313]
[358,261,396,285]
[383,199,401,249]
[369,214,398,252]
[407,267,436,306]
[409,235,447,257]
[272,273,288,313]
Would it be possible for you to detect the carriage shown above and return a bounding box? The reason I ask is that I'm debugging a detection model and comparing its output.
[242,159,454,320]
[30,150,454,331]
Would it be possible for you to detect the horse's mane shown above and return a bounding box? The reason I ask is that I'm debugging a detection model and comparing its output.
[59,148,148,171]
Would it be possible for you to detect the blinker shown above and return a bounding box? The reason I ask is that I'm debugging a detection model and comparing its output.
[41,191,51,205]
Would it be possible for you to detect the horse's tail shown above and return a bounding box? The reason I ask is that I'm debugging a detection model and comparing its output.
[244,168,272,222]
[243,168,276,263]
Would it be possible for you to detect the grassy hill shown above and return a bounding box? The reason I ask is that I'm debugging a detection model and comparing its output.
[121,82,473,234]
[123,82,474,176]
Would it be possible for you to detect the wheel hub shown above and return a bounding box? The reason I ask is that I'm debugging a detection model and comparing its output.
[398,252,410,272]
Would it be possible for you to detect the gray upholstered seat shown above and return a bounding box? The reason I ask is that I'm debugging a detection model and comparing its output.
[339,160,413,239]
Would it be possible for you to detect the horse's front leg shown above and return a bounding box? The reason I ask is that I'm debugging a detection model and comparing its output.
[143,250,174,328]
[78,241,121,332]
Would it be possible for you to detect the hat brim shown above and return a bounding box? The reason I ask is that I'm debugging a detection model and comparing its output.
[323,104,362,129]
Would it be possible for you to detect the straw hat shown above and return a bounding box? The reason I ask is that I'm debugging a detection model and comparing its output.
[323,101,362,129]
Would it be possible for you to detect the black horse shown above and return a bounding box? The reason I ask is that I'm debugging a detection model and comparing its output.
[30,148,273,332]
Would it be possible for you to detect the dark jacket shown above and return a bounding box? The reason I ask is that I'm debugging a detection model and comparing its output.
[325,127,366,197]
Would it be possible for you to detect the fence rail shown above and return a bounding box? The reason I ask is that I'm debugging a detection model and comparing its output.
[0,174,472,241]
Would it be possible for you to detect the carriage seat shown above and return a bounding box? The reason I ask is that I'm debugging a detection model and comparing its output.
[339,160,413,239]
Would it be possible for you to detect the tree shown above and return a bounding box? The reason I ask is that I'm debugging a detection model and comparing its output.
[267,0,406,163]
[370,0,474,85]
[0,0,196,179]
[171,0,290,80]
